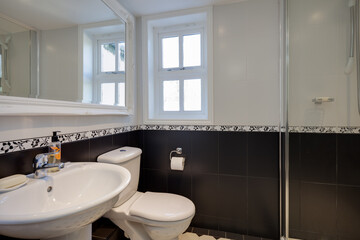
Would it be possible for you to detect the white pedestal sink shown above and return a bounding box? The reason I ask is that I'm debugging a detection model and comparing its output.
[0,162,130,240]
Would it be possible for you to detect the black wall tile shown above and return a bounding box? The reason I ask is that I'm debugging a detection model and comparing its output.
[141,169,168,192]
[218,175,247,220]
[113,132,129,148]
[89,135,114,162]
[300,133,336,183]
[192,173,219,217]
[248,177,279,239]
[168,171,192,199]
[190,131,219,174]
[192,214,218,231]
[338,186,360,238]
[128,130,143,148]
[248,132,279,178]
[167,131,191,157]
[289,180,300,230]
[289,133,300,180]
[0,147,47,178]
[290,229,336,240]
[300,182,336,235]
[218,217,247,234]
[143,131,169,170]
[62,139,89,162]
[219,132,247,176]
[338,134,360,186]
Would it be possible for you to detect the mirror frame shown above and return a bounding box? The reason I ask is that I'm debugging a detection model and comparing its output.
[0,0,135,116]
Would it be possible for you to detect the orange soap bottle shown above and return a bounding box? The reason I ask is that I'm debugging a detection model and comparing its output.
[49,131,61,164]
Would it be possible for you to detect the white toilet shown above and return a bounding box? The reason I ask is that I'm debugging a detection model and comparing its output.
[97,146,195,240]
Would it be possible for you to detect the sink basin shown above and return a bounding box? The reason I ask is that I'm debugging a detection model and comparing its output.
[0,162,130,239]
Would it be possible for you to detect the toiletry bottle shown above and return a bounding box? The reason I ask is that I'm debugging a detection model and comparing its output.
[49,131,61,164]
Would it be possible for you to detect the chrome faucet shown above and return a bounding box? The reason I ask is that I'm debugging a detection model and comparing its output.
[33,153,65,178]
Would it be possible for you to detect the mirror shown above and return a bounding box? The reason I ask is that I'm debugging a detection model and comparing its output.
[0,0,134,114]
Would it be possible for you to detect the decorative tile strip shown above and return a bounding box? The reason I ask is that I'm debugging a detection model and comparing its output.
[141,125,279,132]
[288,126,360,134]
[0,125,142,155]
[3,124,360,155]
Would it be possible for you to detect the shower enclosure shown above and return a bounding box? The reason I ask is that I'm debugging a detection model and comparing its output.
[284,0,360,239]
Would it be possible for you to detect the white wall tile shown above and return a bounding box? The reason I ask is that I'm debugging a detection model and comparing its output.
[213,0,280,125]
[288,0,360,127]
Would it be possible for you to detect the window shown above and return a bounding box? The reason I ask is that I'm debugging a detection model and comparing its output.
[143,8,213,123]
[95,38,125,106]
[156,28,205,116]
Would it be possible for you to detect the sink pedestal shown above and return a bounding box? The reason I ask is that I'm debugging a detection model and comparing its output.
[44,224,91,240]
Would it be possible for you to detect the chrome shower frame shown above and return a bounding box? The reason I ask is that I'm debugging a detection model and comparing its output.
[281,1,360,240]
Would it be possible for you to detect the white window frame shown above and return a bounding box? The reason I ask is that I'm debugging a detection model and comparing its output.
[142,7,213,124]
[154,25,207,118]
[94,35,126,106]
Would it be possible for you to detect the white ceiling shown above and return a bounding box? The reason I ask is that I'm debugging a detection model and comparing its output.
[0,0,119,30]
[117,0,248,17]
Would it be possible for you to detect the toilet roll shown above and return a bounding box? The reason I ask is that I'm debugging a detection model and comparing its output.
[170,157,185,171]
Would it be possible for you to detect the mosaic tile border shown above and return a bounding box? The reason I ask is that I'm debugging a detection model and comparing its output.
[0,125,141,155]
[288,126,360,134]
[141,125,279,132]
[2,124,360,155]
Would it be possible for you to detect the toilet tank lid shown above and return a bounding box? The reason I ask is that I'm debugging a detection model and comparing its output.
[97,146,142,163]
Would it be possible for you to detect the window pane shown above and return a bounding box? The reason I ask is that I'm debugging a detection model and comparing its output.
[162,37,179,69]
[184,79,201,111]
[118,42,125,72]
[118,82,125,107]
[163,80,179,111]
[183,34,201,67]
[101,43,116,72]
[100,83,115,105]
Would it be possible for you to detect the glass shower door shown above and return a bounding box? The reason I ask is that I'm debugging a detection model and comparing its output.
[287,0,360,239]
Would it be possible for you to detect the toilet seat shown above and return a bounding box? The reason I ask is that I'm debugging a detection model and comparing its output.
[129,192,195,222]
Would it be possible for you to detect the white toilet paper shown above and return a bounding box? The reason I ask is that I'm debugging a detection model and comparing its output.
[170,157,185,171]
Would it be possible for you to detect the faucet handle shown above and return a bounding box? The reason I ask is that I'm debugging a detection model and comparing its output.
[33,153,49,171]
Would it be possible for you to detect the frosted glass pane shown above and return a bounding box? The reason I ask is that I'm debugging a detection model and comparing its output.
[183,34,201,67]
[162,37,179,68]
[184,79,201,111]
[118,42,125,72]
[163,80,179,111]
[118,82,125,107]
[101,43,116,72]
[100,83,115,105]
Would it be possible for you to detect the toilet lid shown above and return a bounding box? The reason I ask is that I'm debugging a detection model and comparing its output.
[129,192,195,221]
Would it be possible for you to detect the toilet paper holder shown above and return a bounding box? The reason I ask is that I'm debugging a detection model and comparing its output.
[169,147,182,161]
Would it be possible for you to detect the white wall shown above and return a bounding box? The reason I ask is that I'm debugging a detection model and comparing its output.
[138,0,281,126]
[39,26,79,102]
[0,115,137,142]
[213,0,280,126]
[0,0,281,143]
[288,0,360,127]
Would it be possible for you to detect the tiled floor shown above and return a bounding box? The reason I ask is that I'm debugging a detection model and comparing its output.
[92,218,272,240]
[180,232,231,240]
[184,227,272,240]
